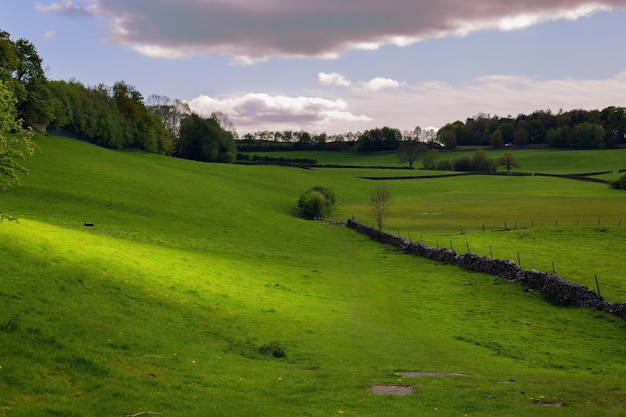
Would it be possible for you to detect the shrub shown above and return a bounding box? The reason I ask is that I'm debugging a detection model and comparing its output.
[297,186,335,219]
[453,156,471,171]
[258,340,287,358]
[610,173,626,190]
[437,159,452,170]
[422,148,440,170]
[470,148,495,173]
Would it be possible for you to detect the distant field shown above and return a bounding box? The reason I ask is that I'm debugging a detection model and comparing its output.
[2,136,626,416]
[248,147,626,178]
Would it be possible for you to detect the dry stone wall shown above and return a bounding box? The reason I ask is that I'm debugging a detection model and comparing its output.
[346,219,626,320]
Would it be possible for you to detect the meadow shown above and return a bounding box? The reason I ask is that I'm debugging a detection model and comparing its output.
[1,136,626,416]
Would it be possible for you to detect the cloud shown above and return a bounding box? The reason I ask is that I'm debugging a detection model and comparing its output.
[185,72,626,134]
[318,72,352,87]
[359,77,402,92]
[43,29,58,40]
[35,0,94,17]
[318,73,402,91]
[348,72,626,132]
[36,0,626,60]
[187,93,371,133]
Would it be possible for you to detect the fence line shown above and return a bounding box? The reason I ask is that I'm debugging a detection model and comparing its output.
[345,219,626,320]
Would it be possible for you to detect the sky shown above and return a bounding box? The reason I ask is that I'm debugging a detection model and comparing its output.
[2,1,626,135]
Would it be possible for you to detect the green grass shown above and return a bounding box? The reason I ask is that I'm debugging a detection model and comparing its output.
[248,147,626,177]
[1,136,626,416]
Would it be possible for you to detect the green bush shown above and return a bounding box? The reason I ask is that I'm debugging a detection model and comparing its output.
[297,186,335,219]
[258,340,287,358]
[610,173,626,190]
[453,156,471,171]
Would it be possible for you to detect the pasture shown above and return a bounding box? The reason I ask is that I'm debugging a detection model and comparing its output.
[1,136,626,416]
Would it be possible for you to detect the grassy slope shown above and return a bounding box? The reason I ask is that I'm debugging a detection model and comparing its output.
[1,137,626,416]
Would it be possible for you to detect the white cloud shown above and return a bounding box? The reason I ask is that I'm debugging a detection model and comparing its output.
[36,0,626,60]
[185,72,626,134]
[187,93,371,134]
[359,77,402,92]
[318,72,352,87]
[347,72,626,133]
[35,0,94,17]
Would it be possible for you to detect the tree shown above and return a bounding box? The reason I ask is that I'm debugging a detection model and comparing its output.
[0,80,36,193]
[146,95,191,153]
[527,119,546,144]
[574,122,604,149]
[210,111,239,140]
[437,128,457,149]
[495,153,521,173]
[178,113,236,162]
[489,129,504,148]
[357,127,401,152]
[512,128,530,147]
[499,122,515,144]
[1,31,53,129]
[369,186,392,231]
[422,148,440,170]
[470,148,495,172]
[397,140,424,168]
[297,186,335,219]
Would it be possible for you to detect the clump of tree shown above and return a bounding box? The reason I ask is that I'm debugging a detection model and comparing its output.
[356,127,402,152]
[177,113,237,162]
[437,107,626,149]
[297,186,336,220]
[1,30,53,131]
[48,80,174,154]
[369,186,392,231]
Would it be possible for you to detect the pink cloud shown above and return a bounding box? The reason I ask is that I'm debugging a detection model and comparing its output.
[36,0,626,60]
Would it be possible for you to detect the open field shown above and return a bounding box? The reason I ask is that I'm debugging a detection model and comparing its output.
[246,148,626,178]
[1,136,626,416]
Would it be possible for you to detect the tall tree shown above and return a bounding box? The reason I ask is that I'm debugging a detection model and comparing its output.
[146,95,191,154]
[0,31,52,129]
[210,111,239,140]
[437,128,457,149]
[178,113,236,162]
[489,129,504,148]
[0,80,36,193]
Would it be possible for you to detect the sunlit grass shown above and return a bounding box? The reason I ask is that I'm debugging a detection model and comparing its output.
[1,137,626,416]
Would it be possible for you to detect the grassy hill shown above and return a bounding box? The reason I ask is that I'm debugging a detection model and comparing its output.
[1,136,626,416]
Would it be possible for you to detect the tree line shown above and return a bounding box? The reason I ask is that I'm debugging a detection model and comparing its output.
[436,109,626,149]
[0,30,236,162]
[241,107,626,153]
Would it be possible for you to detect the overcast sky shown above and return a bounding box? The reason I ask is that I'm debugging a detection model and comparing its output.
[2,1,626,134]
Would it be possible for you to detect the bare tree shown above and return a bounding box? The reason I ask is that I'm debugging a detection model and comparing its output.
[369,186,393,231]
[210,111,239,140]
[146,95,191,153]
[398,140,425,169]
